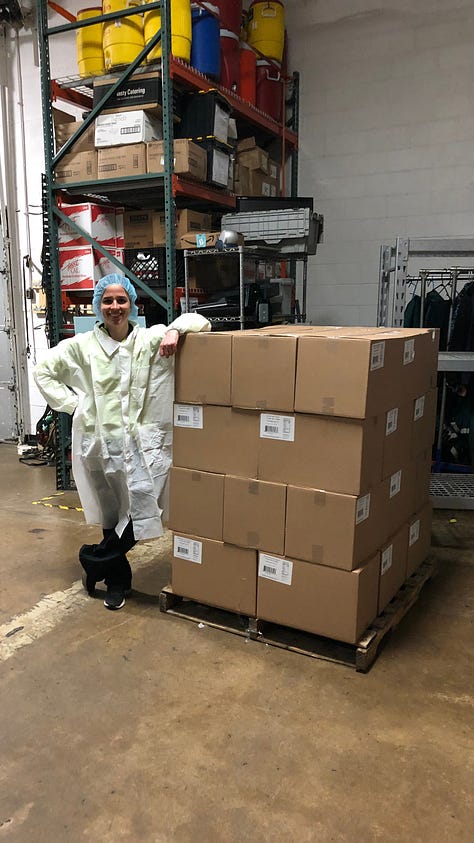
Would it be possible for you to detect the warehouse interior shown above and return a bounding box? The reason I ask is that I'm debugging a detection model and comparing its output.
[1,1,473,841]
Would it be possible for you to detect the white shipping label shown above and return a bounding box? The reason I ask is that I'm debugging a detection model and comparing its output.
[173,535,202,564]
[173,403,203,429]
[390,469,402,498]
[260,413,295,441]
[258,553,293,585]
[414,395,425,421]
[381,545,393,576]
[386,407,399,436]
[404,338,415,365]
[409,519,420,547]
[370,341,385,371]
[355,493,371,525]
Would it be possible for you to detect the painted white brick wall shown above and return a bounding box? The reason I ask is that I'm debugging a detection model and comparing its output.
[288,0,474,324]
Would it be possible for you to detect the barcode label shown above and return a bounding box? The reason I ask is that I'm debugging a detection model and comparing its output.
[121,126,141,135]
[414,396,425,421]
[390,469,402,498]
[370,341,385,370]
[381,545,393,575]
[258,553,293,585]
[355,493,371,525]
[404,338,415,365]
[173,403,203,429]
[386,408,399,436]
[260,413,295,441]
[409,519,420,546]
[173,535,202,564]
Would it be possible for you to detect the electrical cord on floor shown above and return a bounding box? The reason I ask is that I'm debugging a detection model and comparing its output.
[19,407,57,467]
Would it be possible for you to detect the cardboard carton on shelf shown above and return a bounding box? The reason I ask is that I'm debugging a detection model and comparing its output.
[55,120,95,154]
[147,139,207,182]
[94,109,163,148]
[58,202,118,249]
[54,150,97,184]
[236,137,269,173]
[179,231,221,249]
[172,532,257,616]
[58,245,124,291]
[97,144,147,179]
[256,551,380,645]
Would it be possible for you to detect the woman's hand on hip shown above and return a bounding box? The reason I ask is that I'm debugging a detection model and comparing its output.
[159,329,180,357]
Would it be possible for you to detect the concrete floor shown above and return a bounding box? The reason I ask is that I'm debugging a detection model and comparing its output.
[0,443,473,842]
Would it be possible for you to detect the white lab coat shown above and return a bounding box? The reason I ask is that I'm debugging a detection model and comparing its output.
[33,314,211,540]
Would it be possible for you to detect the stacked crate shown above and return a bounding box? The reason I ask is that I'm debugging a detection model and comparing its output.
[168,326,438,645]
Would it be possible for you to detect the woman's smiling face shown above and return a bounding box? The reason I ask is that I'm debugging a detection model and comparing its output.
[100,284,131,339]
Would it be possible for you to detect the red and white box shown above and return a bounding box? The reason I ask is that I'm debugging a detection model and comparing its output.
[58,203,119,248]
[59,246,125,290]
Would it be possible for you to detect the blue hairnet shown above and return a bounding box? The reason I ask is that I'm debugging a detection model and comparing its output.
[92,274,139,322]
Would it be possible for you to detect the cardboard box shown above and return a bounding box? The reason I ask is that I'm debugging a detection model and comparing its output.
[285,483,385,570]
[55,120,95,154]
[257,412,384,496]
[153,209,212,246]
[232,332,297,412]
[175,332,233,405]
[248,170,278,197]
[406,502,432,578]
[147,139,207,181]
[58,245,124,291]
[378,526,408,613]
[95,110,163,148]
[179,231,221,249]
[382,401,413,480]
[58,202,118,248]
[256,552,380,645]
[123,209,154,248]
[54,150,97,184]
[411,388,437,457]
[172,533,257,616]
[233,162,250,195]
[93,70,178,115]
[173,404,259,478]
[294,328,439,419]
[381,463,417,536]
[294,332,405,419]
[237,141,269,173]
[168,467,224,541]
[223,475,286,554]
[97,144,147,179]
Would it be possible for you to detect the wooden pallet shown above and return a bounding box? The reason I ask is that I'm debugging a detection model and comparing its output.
[159,556,439,672]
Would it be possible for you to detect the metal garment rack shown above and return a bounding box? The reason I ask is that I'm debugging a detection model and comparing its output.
[378,236,474,509]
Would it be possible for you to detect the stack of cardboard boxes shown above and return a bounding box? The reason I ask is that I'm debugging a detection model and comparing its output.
[57,202,124,291]
[168,326,438,645]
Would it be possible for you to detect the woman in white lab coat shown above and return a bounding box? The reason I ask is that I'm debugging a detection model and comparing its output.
[34,274,210,610]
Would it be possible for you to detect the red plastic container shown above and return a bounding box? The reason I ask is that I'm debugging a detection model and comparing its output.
[214,0,242,35]
[220,29,240,93]
[256,58,283,122]
[239,40,256,105]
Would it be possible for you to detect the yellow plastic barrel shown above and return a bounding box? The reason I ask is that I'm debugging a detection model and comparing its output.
[102,0,144,71]
[144,0,192,64]
[247,0,284,62]
[76,8,105,78]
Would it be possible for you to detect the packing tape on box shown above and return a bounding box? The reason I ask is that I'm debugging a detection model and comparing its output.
[312,491,327,507]
[311,544,324,564]
[248,481,260,495]
[247,531,259,545]
[322,396,335,414]
[191,471,202,482]
[256,400,268,409]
